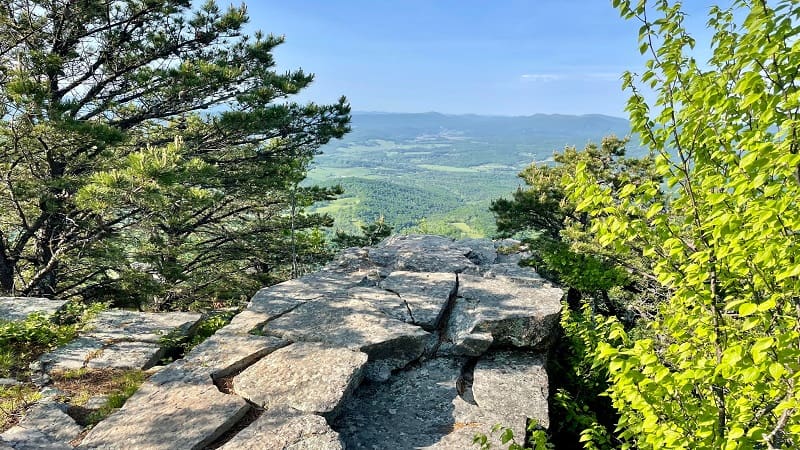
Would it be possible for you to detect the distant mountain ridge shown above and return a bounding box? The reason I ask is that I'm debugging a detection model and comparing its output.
[343,111,633,143]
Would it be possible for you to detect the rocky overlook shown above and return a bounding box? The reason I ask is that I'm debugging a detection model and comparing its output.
[1,235,563,450]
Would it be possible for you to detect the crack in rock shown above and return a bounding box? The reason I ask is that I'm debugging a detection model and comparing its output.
[426,272,461,357]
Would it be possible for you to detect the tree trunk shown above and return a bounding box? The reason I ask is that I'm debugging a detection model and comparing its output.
[0,255,14,294]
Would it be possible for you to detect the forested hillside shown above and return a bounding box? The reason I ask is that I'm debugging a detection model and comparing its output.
[306,112,638,237]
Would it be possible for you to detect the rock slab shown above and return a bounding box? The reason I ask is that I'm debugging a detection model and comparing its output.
[83,310,201,343]
[368,235,476,273]
[234,342,367,418]
[472,351,550,430]
[447,274,562,350]
[1,401,81,449]
[0,297,67,322]
[78,380,249,450]
[264,294,430,381]
[379,271,457,329]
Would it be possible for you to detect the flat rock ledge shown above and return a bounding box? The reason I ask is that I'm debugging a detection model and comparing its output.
[36,310,202,376]
[7,235,562,450]
[0,297,67,322]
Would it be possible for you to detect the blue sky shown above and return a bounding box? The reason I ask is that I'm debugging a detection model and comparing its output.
[244,1,714,117]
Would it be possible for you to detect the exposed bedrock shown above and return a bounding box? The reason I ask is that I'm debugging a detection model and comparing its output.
[6,235,562,450]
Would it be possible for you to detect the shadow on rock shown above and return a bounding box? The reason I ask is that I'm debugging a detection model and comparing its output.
[333,357,465,449]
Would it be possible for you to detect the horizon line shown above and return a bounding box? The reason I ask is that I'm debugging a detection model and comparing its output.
[351,110,628,120]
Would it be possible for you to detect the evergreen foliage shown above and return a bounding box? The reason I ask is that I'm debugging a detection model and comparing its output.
[0,1,350,308]
[332,215,393,249]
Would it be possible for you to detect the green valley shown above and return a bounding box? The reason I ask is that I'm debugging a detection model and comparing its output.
[307,112,638,237]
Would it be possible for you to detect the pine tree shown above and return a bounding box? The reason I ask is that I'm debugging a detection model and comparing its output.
[0,1,349,307]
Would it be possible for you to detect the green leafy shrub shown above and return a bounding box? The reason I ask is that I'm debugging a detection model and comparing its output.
[186,311,236,350]
[0,302,106,378]
[158,310,236,363]
[0,314,77,378]
[562,1,800,447]
[473,421,553,450]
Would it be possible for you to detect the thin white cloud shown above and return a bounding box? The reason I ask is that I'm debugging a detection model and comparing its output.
[520,72,622,82]
[520,73,562,82]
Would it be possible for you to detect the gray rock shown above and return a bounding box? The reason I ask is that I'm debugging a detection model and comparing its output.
[83,396,108,410]
[1,401,82,448]
[249,259,380,319]
[0,297,67,322]
[248,280,320,317]
[457,238,497,266]
[335,357,467,449]
[438,331,494,357]
[336,352,548,450]
[181,332,288,379]
[481,263,545,287]
[347,286,411,324]
[83,310,201,343]
[38,336,105,374]
[85,341,164,370]
[302,268,378,291]
[323,247,381,275]
[0,427,72,450]
[264,296,430,377]
[219,407,344,450]
[471,351,550,433]
[145,362,207,387]
[78,380,249,450]
[493,239,530,265]
[37,387,65,401]
[217,310,270,335]
[233,342,367,419]
[0,378,21,387]
[39,335,165,378]
[447,275,562,350]
[368,235,476,273]
[379,272,457,330]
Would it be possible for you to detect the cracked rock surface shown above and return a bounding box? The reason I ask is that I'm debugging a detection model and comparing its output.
[233,342,367,418]
[7,235,562,450]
